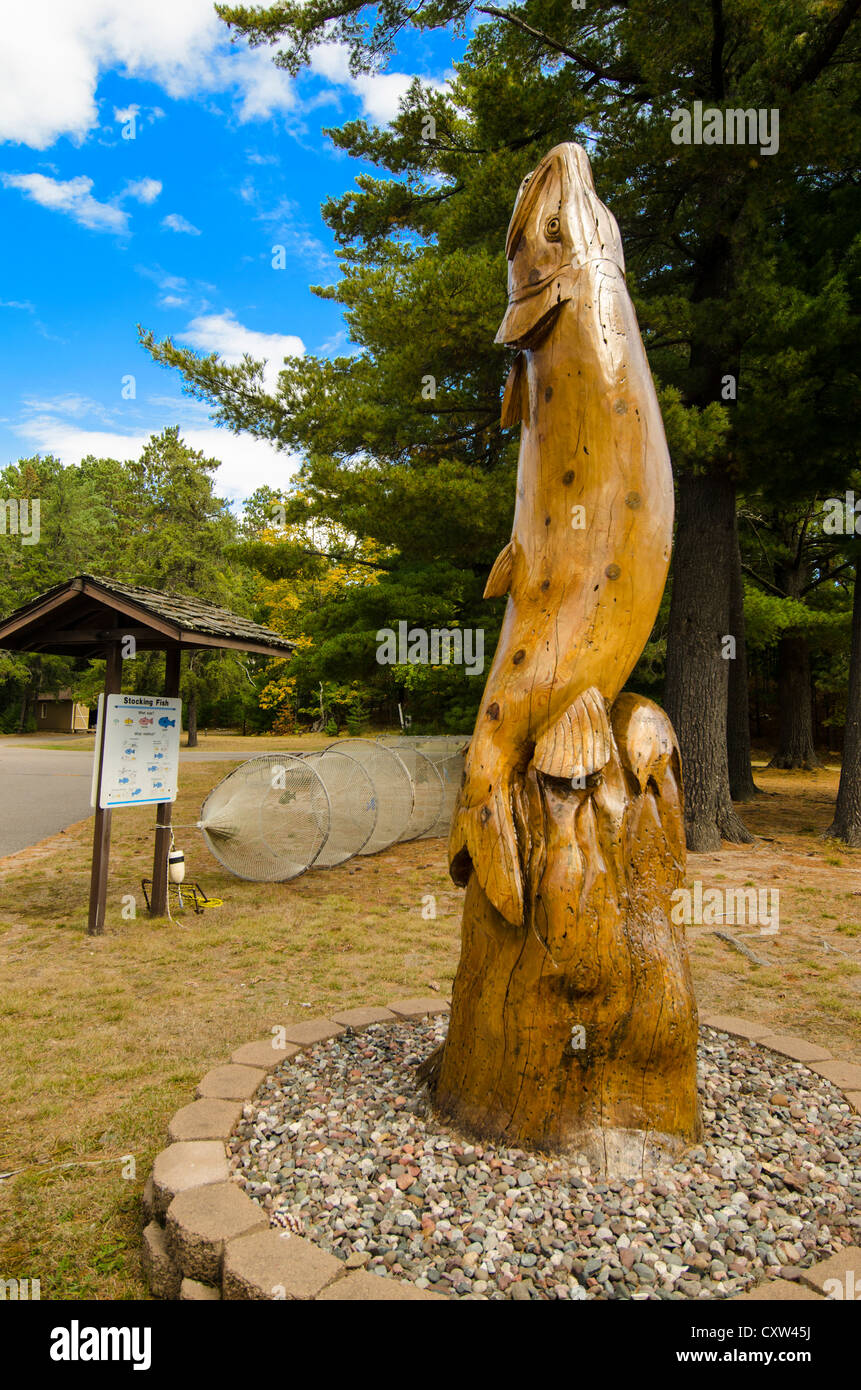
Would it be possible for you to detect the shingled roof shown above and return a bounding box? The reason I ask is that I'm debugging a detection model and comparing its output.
[0,574,295,659]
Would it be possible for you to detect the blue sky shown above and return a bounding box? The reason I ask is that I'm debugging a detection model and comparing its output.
[0,1,465,505]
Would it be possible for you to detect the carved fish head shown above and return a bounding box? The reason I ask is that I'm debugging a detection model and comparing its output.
[495,142,624,347]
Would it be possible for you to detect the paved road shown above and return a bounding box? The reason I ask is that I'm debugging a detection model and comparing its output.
[0,747,96,858]
[0,744,246,858]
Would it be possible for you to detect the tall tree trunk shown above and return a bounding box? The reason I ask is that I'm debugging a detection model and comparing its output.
[727,511,759,800]
[18,661,40,732]
[768,560,820,770]
[664,472,753,849]
[826,698,839,755]
[768,635,820,769]
[825,563,861,844]
[186,691,198,748]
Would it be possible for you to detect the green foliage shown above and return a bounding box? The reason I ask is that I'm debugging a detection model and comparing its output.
[5,3,858,740]
[743,584,849,650]
[0,431,271,733]
[137,0,860,735]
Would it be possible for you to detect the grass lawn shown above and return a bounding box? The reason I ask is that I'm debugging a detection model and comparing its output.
[0,755,859,1299]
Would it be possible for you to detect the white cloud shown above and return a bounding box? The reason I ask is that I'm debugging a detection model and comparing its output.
[238,179,332,268]
[162,212,201,235]
[353,72,419,125]
[122,177,162,204]
[1,170,163,233]
[0,6,448,150]
[0,172,128,232]
[179,311,304,393]
[225,46,297,124]
[135,262,216,312]
[310,42,446,124]
[196,428,301,504]
[0,1,294,149]
[137,265,188,294]
[0,295,63,342]
[316,327,351,356]
[113,103,164,127]
[12,412,300,505]
[22,392,116,422]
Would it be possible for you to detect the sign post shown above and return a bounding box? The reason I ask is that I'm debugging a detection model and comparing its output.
[150,647,182,917]
[87,673,182,933]
[87,645,122,936]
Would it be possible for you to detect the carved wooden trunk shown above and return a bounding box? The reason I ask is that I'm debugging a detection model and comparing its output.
[432,695,701,1174]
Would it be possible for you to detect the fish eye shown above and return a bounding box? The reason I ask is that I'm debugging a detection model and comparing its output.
[545,216,561,240]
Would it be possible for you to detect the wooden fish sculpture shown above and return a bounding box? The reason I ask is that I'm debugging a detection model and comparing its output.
[449,142,674,927]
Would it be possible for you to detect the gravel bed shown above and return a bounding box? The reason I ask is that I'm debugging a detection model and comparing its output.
[227,1020,861,1300]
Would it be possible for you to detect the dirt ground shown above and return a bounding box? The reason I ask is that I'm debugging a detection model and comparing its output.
[0,753,858,1298]
[684,763,861,1052]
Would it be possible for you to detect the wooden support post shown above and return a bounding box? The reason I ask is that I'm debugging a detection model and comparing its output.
[87,644,123,936]
[150,646,181,917]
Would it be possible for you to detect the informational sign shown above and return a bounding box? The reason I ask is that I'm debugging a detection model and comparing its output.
[91,694,182,810]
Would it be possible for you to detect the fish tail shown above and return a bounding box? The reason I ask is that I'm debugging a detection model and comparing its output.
[448,686,615,926]
[448,767,525,927]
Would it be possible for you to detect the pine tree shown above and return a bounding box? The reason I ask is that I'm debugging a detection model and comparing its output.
[144,0,860,837]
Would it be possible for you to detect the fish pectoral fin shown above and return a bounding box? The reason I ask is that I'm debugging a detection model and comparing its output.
[533,687,612,782]
[449,780,524,927]
[483,539,515,600]
[501,351,528,428]
[610,692,677,793]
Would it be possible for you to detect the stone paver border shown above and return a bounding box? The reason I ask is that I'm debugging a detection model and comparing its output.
[141,1001,860,1302]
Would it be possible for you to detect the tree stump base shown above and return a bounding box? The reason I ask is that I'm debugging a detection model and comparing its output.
[430,695,701,1177]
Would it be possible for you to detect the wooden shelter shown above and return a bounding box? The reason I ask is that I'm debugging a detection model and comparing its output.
[0,574,293,934]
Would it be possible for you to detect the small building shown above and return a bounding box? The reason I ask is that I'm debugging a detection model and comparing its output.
[34,690,90,733]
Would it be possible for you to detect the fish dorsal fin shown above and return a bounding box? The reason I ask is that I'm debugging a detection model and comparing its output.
[611,692,676,792]
[533,687,612,782]
[484,538,515,600]
[501,352,528,428]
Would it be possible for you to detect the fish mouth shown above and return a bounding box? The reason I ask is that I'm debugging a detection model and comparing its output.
[508,262,575,301]
[496,142,624,347]
[496,295,566,350]
[495,274,575,348]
